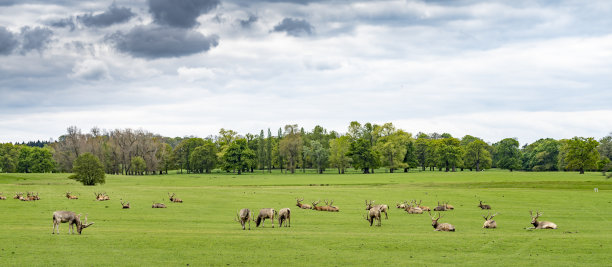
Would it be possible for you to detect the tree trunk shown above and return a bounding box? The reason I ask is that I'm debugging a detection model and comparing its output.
[476,161,480,172]
[363,167,369,174]
[390,168,394,173]
[580,168,585,174]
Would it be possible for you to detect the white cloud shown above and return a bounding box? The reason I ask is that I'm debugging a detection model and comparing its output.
[69,59,110,81]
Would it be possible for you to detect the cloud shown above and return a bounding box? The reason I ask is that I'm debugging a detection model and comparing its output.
[239,14,258,28]
[76,3,136,28]
[148,0,220,28]
[106,25,219,59]
[0,26,19,55]
[70,59,110,81]
[20,26,53,54]
[272,18,314,37]
[46,17,76,31]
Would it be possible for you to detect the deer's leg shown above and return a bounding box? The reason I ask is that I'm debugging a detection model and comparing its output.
[385,211,388,219]
[288,216,290,227]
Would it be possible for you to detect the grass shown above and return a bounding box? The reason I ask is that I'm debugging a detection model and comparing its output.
[0,169,611,266]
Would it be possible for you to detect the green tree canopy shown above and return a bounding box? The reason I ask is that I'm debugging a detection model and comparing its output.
[70,153,105,185]
[130,156,146,175]
[564,137,600,174]
[329,136,351,174]
[522,138,560,171]
[0,143,19,173]
[463,139,492,171]
[494,138,522,172]
[189,140,217,173]
[304,140,329,174]
[222,139,255,174]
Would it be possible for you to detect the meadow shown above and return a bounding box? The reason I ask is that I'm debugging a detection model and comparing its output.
[0,169,611,266]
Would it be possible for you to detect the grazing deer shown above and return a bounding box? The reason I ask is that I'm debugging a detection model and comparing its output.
[0,193,6,200]
[255,208,276,228]
[417,200,430,211]
[296,198,312,209]
[278,208,291,227]
[311,200,325,211]
[52,211,94,234]
[433,201,447,211]
[482,212,498,228]
[121,200,130,209]
[235,208,253,230]
[66,192,78,199]
[365,200,388,219]
[428,211,455,232]
[364,207,382,226]
[168,193,183,203]
[529,211,557,229]
[478,200,491,210]
[152,202,167,208]
[324,200,340,212]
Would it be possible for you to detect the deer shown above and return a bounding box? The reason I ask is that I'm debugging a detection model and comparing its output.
[529,211,557,229]
[428,211,455,231]
[102,192,110,201]
[14,192,24,200]
[433,201,447,211]
[52,211,94,234]
[168,193,183,203]
[417,200,430,211]
[66,192,78,199]
[121,200,130,209]
[278,208,291,227]
[364,206,382,226]
[235,208,253,230]
[25,192,37,201]
[365,200,388,219]
[255,208,276,228]
[0,193,6,200]
[152,202,167,208]
[33,192,40,200]
[478,200,491,210]
[482,212,498,228]
[406,200,423,214]
[444,201,454,210]
[396,201,408,209]
[296,198,312,209]
[324,200,340,212]
[311,200,325,211]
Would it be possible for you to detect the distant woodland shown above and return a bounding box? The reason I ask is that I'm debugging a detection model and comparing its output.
[1,123,611,176]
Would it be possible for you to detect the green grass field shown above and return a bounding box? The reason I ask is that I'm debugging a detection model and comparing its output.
[1,170,611,266]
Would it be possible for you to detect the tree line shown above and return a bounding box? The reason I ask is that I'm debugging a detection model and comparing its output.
[1,123,611,177]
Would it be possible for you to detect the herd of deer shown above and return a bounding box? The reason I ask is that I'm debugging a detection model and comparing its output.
[0,191,557,234]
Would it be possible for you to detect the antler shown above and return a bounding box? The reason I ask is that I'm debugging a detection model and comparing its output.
[482,212,490,220]
[489,213,498,220]
[330,200,334,206]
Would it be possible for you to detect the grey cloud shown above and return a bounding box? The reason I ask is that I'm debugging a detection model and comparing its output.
[77,3,136,28]
[272,18,314,37]
[239,14,258,28]
[148,0,220,28]
[0,26,19,55]
[106,25,219,59]
[47,17,76,31]
[20,26,53,54]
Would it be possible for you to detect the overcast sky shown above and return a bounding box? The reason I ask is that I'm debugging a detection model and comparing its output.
[1,0,611,144]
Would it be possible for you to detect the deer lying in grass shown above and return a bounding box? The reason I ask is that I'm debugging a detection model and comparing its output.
[296,198,312,209]
[405,200,423,214]
[0,192,6,200]
[255,208,276,228]
[235,208,253,230]
[396,201,408,209]
[323,200,340,212]
[433,201,447,211]
[52,211,94,234]
[278,208,291,227]
[66,192,78,199]
[121,200,130,209]
[478,200,491,210]
[428,211,455,232]
[364,206,382,226]
[444,201,454,210]
[24,192,39,201]
[312,200,324,211]
[416,200,430,211]
[482,212,498,228]
[95,192,110,201]
[168,193,183,203]
[366,200,388,218]
[152,202,167,208]
[14,192,23,200]
[529,211,557,229]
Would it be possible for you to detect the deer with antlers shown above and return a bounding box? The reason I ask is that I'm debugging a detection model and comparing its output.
[417,200,430,211]
[324,200,340,212]
[235,208,253,230]
[365,200,388,218]
[121,200,130,209]
[396,201,408,209]
[428,211,455,231]
[478,200,491,210]
[168,193,183,203]
[14,192,24,200]
[255,208,277,228]
[296,198,312,209]
[433,201,447,211]
[364,206,382,226]
[0,192,6,200]
[482,212,498,228]
[66,192,78,199]
[152,202,167,208]
[405,200,423,214]
[278,208,291,227]
[52,211,94,234]
[529,211,557,229]
[311,200,325,211]
[94,192,109,201]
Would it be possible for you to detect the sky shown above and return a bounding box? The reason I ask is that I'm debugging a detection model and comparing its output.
[1,0,611,145]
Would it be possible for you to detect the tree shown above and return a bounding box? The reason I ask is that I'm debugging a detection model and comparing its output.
[266,128,273,172]
[375,127,410,173]
[257,130,266,172]
[436,137,463,172]
[279,124,302,174]
[463,139,492,171]
[0,143,19,172]
[189,141,217,173]
[130,156,146,175]
[564,137,600,174]
[494,138,522,172]
[329,136,351,174]
[222,139,255,174]
[348,138,380,174]
[304,140,329,174]
[521,138,560,171]
[403,140,418,172]
[174,138,206,173]
[414,133,429,171]
[70,153,105,185]
[156,143,174,174]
